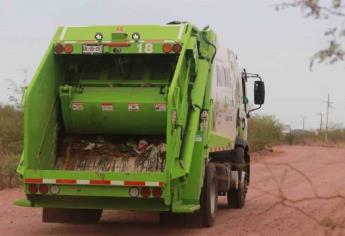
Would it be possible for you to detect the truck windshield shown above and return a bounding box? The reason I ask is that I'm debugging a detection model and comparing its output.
[59,54,178,83]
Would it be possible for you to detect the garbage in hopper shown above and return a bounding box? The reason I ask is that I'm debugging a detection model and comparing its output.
[56,135,166,173]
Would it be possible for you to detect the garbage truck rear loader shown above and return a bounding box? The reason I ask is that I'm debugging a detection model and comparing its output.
[16,22,265,226]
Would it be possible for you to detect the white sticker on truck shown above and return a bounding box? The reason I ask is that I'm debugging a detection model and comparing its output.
[128,103,140,112]
[195,134,202,142]
[101,103,113,111]
[72,102,83,111]
[155,103,166,112]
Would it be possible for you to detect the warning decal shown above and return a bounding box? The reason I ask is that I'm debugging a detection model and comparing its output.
[128,103,140,112]
[155,103,166,112]
[101,103,113,111]
[72,102,83,111]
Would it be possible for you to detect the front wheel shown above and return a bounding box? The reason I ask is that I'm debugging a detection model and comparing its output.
[227,147,249,208]
[200,163,218,227]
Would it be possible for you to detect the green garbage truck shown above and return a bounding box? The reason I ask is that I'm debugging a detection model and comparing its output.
[15,22,265,227]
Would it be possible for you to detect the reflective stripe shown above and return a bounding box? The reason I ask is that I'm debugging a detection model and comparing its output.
[76,180,90,185]
[42,179,55,184]
[209,145,232,152]
[60,27,67,41]
[124,181,146,186]
[24,178,163,187]
[56,179,76,185]
[110,180,124,186]
[90,180,111,185]
[145,181,160,187]
[177,24,185,40]
[25,178,43,184]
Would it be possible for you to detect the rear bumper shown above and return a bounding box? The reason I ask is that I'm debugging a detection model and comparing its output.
[20,169,170,206]
[15,195,169,211]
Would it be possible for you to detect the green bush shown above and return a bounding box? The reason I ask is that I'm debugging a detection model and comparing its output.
[0,105,23,154]
[248,115,283,152]
[0,105,23,190]
[289,129,345,145]
[328,129,345,142]
[0,154,22,189]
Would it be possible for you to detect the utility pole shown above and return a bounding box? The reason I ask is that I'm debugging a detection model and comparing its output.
[301,116,306,130]
[324,93,332,142]
[317,113,323,134]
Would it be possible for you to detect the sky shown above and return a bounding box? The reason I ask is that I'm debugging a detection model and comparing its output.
[0,0,344,130]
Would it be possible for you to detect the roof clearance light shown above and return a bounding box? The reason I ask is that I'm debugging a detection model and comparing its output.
[54,44,64,54]
[132,32,140,42]
[172,43,182,54]
[28,184,38,194]
[64,44,74,54]
[95,32,103,42]
[162,43,172,53]
[140,187,151,198]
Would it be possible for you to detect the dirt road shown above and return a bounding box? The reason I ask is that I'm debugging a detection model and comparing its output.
[1,145,345,236]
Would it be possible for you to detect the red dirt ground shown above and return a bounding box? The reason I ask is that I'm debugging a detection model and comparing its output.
[1,145,345,236]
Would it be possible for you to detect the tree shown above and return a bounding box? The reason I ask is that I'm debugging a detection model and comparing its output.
[275,0,345,69]
[6,69,28,110]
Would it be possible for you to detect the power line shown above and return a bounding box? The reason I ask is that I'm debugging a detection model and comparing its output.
[317,113,323,134]
[323,93,333,142]
[301,116,306,130]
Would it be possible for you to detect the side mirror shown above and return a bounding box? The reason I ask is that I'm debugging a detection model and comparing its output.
[254,81,265,105]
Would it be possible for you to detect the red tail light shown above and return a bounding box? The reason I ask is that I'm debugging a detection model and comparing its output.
[152,187,162,198]
[140,187,151,198]
[172,43,182,54]
[162,43,172,53]
[28,184,38,194]
[39,184,49,194]
[64,44,74,54]
[54,43,64,54]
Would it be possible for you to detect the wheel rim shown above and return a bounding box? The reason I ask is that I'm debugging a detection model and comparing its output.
[210,181,216,216]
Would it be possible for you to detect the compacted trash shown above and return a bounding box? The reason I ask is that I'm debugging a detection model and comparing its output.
[55,135,166,173]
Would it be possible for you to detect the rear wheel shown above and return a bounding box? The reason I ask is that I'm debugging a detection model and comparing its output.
[200,163,218,227]
[227,147,249,208]
[42,208,102,224]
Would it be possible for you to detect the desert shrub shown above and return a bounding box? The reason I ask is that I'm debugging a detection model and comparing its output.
[248,115,283,152]
[0,154,22,189]
[288,129,345,145]
[0,105,23,189]
[328,129,345,142]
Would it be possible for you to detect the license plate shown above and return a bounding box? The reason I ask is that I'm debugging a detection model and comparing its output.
[82,45,103,54]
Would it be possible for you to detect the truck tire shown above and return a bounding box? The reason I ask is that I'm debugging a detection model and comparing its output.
[42,208,102,224]
[200,163,218,227]
[227,147,248,209]
[159,163,218,227]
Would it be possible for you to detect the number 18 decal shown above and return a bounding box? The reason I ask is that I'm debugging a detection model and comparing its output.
[137,43,153,53]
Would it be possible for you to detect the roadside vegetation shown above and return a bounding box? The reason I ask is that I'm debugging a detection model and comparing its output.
[248,115,284,152]
[286,128,345,146]
[0,105,23,190]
